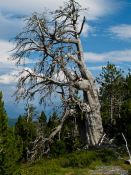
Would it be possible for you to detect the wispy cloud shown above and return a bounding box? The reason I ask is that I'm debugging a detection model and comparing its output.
[0,40,35,85]
[0,0,120,19]
[0,0,123,81]
[0,0,122,40]
[88,66,103,71]
[81,23,95,37]
[0,40,34,66]
[109,24,131,40]
[84,50,131,62]
[0,71,18,85]
[84,0,121,20]
[0,12,24,40]
[0,40,17,68]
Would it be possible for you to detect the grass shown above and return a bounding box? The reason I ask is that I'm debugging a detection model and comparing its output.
[19,148,130,175]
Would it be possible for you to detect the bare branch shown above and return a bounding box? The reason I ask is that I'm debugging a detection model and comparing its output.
[12,0,103,157]
[122,133,131,161]
[78,16,86,35]
[48,109,70,140]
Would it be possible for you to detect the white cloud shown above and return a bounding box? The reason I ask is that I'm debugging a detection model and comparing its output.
[81,23,95,37]
[0,0,63,15]
[82,0,120,21]
[109,24,131,40]
[0,40,35,63]
[0,0,122,40]
[84,50,131,62]
[89,66,103,71]
[0,70,18,84]
[0,40,17,69]
[0,40,35,85]
[0,69,20,85]
[0,12,24,40]
[0,40,13,58]
[0,67,34,85]
[0,0,119,19]
[0,1,125,85]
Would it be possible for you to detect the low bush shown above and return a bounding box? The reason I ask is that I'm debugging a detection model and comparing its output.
[19,148,118,175]
[60,148,117,168]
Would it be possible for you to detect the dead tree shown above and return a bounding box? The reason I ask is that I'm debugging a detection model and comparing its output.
[122,133,131,164]
[12,0,103,160]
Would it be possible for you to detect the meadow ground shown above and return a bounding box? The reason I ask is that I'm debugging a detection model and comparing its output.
[19,148,131,175]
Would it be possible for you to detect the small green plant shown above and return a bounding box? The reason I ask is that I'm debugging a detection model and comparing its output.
[60,148,117,168]
[19,148,129,175]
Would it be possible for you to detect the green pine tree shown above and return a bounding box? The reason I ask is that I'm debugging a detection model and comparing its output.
[0,91,19,175]
[0,91,8,135]
[37,111,47,137]
[47,112,59,131]
[15,114,37,161]
[118,71,131,143]
[97,62,125,137]
[39,111,47,127]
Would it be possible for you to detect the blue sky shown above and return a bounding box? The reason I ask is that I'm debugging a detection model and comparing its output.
[0,0,131,118]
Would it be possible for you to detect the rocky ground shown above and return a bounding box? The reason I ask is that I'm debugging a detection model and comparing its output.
[89,166,128,175]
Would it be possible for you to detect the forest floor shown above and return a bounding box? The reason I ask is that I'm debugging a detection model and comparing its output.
[19,149,131,175]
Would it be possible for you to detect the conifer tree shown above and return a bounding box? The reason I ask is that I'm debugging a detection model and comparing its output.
[47,112,59,132]
[37,111,47,137]
[15,114,37,161]
[39,111,47,127]
[0,91,19,175]
[0,91,8,174]
[0,91,8,135]
[97,63,124,137]
[119,71,131,142]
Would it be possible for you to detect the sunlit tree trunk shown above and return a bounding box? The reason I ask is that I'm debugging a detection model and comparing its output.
[75,37,103,145]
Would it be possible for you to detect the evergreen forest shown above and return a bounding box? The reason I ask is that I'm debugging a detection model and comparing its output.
[0,63,131,174]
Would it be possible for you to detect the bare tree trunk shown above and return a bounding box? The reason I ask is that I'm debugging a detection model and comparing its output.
[76,38,103,146]
[110,97,113,123]
[122,133,131,164]
[84,109,103,146]
[78,100,103,146]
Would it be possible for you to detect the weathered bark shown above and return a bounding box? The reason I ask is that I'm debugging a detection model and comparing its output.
[74,36,103,146]
[76,82,103,146]
[27,109,74,161]
[12,0,104,159]
[122,133,131,164]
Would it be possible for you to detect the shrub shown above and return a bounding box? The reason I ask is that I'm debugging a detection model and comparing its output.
[60,148,117,168]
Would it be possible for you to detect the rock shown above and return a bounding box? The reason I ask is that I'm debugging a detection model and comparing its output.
[125,159,131,164]
[89,166,128,175]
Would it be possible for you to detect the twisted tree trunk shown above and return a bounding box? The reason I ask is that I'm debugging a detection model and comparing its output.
[74,38,103,146]
[12,0,104,160]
